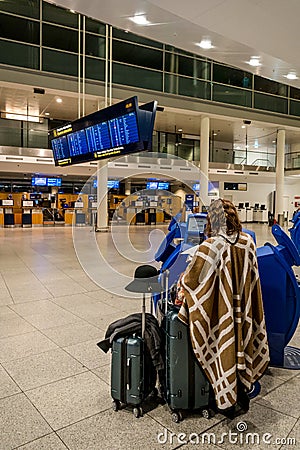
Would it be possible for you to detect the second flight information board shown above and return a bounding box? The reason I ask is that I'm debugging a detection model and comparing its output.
[49,97,156,167]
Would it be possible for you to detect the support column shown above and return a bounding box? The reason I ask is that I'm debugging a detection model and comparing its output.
[200,116,210,207]
[125,180,131,196]
[96,160,109,231]
[275,129,285,226]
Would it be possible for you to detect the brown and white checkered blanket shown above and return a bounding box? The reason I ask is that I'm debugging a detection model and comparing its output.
[178,232,270,410]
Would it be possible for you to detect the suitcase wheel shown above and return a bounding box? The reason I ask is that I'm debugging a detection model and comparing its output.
[171,410,183,423]
[201,408,211,419]
[133,406,143,418]
[112,400,120,412]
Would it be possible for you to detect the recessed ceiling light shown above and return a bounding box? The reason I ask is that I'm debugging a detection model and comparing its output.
[177,128,183,132]
[45,112,50,116]
[241,125,246,129]
[284,72,298,80]
[196,38,214,50]
[213,132,217,136]
[246,56,261,67]
[70,9,76,14]
[56,98,62,103]
[129,14,150,25]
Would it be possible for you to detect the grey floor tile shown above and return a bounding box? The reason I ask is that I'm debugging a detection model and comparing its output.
[256,375,300,418]
[267,366,300,381]
[42,321,102,347]
[0,364,21,399]
[16,433,68,450]
[57,408,179,450]
[3,348,87,391]
[19,309,84,331]
[43,280,87,297]
[26,371,111,430]
[0,314,36,339]
[92,365,110,385]
[0,296,14,306]
[0,331,58,363]
[63,339,110,369]
[0,393,52,449]
[67,300,119,320]
[203,402,297,450]
[148,404,223,436]
[282,418,300,448]
[9,300,64,316]
[86,311,127,331]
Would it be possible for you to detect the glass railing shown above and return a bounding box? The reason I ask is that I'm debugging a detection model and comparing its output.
[285,152,300,170]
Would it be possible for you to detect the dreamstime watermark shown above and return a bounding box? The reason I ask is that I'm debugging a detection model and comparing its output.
[157,421,297,446]
[72,152,216,297]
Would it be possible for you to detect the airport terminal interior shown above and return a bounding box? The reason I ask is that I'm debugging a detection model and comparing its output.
[1,1,300,449]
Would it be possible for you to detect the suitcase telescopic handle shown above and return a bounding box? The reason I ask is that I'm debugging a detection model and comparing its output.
[164,269,169,315]
[126,357,131,390]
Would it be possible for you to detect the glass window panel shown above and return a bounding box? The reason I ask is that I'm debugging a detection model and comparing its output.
[213,64,252,88]
[290,100,300,117]
[25,121,48,148]
[85,57,105,81]
[42,2,78,28]
[0,13,39,44]
[165,53,210,79]
[165,45,195,57]
[254,92,288,114]
[166,133,177,156]
[112,28,163,49]
[85,18,105,35]
[43,24,78,53]
[213,84,252,107]
[112,40,163,70]
[165,74,210,100]
[0,118,22,146]
[0,0,39,18]
[254,76,287,96]
[194,140,200,161]
[43,48,78,76]
[84,33,105,58]
[113,63,162,91]
[290,87,300,100]
[0,39,39,69]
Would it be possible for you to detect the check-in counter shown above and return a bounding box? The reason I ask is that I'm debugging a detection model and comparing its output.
[253,209,268,223]
[246,208,253,222]
[64,209,75,226]
[22,200,34,228]
[237,208,246,223]
[74,201,86,226]
[32,209,43,227]
[2,200,15,227]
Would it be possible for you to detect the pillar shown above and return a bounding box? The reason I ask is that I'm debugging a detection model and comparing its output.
[96,160,109,231]
[275,129,285,226]
[200,116,210,207]
[125,180,131,196]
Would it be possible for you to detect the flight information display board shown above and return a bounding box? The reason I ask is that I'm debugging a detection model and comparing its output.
[49,96,157,167]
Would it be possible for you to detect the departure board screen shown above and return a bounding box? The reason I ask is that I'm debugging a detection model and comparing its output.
[51,136,70,160]
[86,121,111,152]
[49,96,157,166]
[108,112,139,147]
[67,130,89,157]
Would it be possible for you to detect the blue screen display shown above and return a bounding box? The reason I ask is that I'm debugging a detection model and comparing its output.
[93,179,120,189]
[32,177,47,186]
[108,112,139,147]
[158,182,169,190]
[146,182,158,189]
[67,130,89,157]
[51,136,70,160]
[47,178,62,187]
[86,121,111,152]
[193,183,200,191]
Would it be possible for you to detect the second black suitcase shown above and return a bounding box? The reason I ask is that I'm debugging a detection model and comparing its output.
[162,306,211,422]
[111,333,157,417]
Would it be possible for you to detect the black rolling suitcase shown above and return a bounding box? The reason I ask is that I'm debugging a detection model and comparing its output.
[111,330,157,417]
[161,271,211,423]
[110,265,162,418]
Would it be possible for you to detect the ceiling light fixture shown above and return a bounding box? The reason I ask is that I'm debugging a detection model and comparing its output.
[196,38,214,50]
[45,112,50,116]
[56,98,62,103]
[129,14,150,26]
[241,125,246,129]
[284,72,298,80]
[246,56,261,67]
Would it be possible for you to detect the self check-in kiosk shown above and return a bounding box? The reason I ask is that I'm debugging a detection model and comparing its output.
[74,201,86,226]
[257,224,300,369]
[2,199,14,227]
[22,200,34,227]
[289,211,300,253]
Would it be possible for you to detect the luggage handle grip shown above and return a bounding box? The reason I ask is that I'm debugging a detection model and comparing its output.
[164,269,169,315]
[126,357,131,390]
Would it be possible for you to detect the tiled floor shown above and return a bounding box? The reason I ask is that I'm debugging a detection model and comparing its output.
[0,224,299,450]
